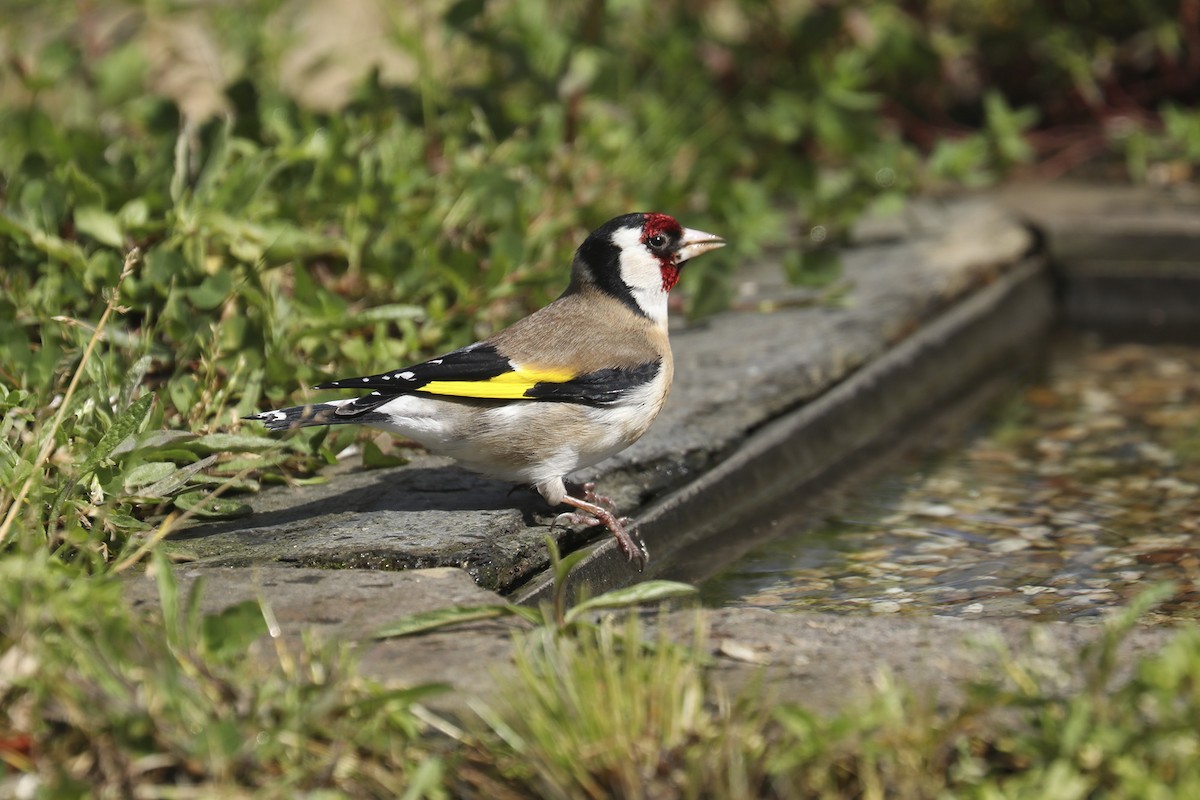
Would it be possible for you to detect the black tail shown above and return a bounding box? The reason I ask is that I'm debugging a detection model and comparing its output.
[244,402,352,432]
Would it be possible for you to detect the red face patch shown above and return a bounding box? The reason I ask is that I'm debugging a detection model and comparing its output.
[659,263,681,292]
[642,213,684,292]
[642,212,682,242]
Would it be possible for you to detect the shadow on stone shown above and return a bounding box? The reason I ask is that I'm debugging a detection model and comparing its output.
[173,465,549,543]
[167,463,577,589]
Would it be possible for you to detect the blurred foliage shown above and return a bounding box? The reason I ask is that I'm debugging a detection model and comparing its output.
[7,547,1200,797]
[455,588,1200,798]
[0,551,444,795]
[0,0,1197,556]
[2,4,1198,794]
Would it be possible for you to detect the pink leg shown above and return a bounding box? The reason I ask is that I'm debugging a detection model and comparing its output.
[553,494,648,568]
[565,480,618,513]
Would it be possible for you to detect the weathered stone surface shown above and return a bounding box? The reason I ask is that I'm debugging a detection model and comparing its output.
[175,199,1034,593]
[124,565,504,640]
[121,566,1174,717]
[170,464,557,589]
[692,608,1172,715]
[996,181,1200,267]
[995,182,1200,332]
[137,189,1198,720]
[519,257,1052,602]
[123,566,520,710]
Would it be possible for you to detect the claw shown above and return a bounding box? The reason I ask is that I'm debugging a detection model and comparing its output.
[565,481,618,513]
[552,510,600,529]
[555,491,648,569]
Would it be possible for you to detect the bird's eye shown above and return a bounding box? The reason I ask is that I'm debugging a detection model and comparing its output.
[647,234,668,249]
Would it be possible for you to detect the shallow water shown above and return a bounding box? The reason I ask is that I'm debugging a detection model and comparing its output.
[700,338,1200,623]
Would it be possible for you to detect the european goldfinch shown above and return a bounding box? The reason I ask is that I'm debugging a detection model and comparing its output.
[248,213,724,565]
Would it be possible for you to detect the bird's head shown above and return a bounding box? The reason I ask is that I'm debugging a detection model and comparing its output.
[570,212,725,325]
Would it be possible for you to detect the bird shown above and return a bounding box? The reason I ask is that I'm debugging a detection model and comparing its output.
[246,213,724,566]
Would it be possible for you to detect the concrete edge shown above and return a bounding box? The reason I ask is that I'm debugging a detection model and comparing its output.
[993,183,1200,335]
[514,255,1055,604]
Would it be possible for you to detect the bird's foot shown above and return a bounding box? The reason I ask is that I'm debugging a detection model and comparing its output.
[554,494,647,569]
[564,480,618,513]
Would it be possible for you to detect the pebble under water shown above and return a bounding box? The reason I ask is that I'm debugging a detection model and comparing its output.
[700,338,1200,623]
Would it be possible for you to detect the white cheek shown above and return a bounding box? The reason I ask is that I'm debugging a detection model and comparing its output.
[610,226,669,325]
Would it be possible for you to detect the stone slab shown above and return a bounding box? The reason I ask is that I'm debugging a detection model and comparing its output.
[132,189,1195,721]
[995,182,1200,334]
[173,199,1034,593]
[517,257,1052,603]
[995,181,1200,267]
[693,608,1172,715]
[121,565,1174,718]
[123,566,520,711]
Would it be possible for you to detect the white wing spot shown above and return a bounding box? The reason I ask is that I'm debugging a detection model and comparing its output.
[362,377,370,383]
[400,371,415,380]
[430,359,443,365]
[382,375,390,380]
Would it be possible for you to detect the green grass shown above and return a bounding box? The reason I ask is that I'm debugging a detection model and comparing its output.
[0,552,446,796]
[6,564,1200,798]
[2,0,1200,796]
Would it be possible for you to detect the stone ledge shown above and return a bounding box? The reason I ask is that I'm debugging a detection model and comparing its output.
[518,256,1052,603]
[123,566,517,712]
[121,565,1174,717]
[995,182,1200,333]
[139,186,1200,715]
[173,198,1035,594]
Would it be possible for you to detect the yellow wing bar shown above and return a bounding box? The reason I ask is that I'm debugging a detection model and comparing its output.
[418,365,576,400]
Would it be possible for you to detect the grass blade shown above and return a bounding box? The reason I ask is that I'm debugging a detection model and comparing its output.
[0,247,141,546]
[565,581,698,624]
[373,604,514,639]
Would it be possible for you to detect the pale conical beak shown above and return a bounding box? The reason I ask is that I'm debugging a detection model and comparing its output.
[673,228,725,264]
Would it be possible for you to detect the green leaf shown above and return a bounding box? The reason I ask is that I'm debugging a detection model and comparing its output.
[78,394,155,478]
[73,205,125,248]
[505,605,546,625]
[552,546,588,586]
[173,491,252,519]
[350,684,452,715]
[186,270,234,311]
[153,550,182,646]
[138,454,218,499]
[122,461,179,491]
[118,354,155,409]
[53,392,156,518]
[400,758,446,800]
[302,303,425,334]
[565,581,697,623]
[0,214,31,246]
[362,439,409,470]
[201,600,269,661]
[183,474,259,492]
[215,451,295,473]
[102,512,153,532]
[373,604,514,639]
[445,0,486,28]
[118,197,150,229]
[169,125,189,205]
[190,432,282,453]
[112,429,197,457]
